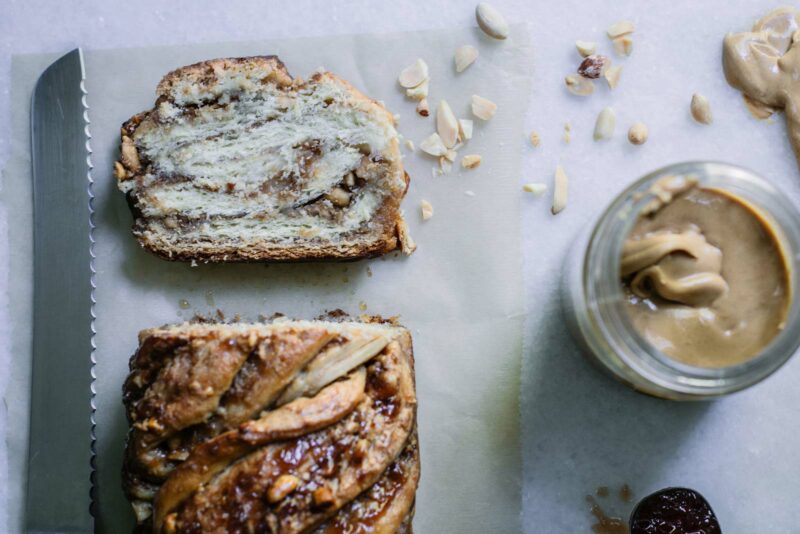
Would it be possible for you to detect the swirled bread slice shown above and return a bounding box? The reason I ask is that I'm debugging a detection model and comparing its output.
[122,316,418,533]
[115,56,415,262]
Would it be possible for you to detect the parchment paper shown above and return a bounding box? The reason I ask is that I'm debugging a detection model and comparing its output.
[75,27,532,532]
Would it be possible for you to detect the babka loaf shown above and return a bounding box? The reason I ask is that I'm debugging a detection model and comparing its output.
[122,316,419,533]
[115,56,415,262]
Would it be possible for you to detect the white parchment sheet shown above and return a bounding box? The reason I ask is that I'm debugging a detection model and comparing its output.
[69,27,532,532]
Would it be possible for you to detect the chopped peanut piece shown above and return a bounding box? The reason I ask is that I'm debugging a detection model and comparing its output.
[461,154,482,169]
[421,200,434,220]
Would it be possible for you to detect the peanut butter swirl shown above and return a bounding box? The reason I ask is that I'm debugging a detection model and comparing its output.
[622,230,728,308]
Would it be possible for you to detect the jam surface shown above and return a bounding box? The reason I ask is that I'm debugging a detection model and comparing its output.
[630,487,721,534]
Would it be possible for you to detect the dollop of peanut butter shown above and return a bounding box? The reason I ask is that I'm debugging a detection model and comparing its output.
[622,229,728,307]
[723,7,800,164]
[622,179,790,368]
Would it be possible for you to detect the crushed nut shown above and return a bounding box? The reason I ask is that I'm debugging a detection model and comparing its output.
[523,183,547,196]
[604,65,622,89]
[113,161,127,180]
[565,74,594,96]
[612,35,633,57]
[628,122,648,145]
[405,139,415,151]
[552,165,569,215]
[267,474,300,503]
[398,59,429,88]
[444,149,457,162]
[313,486,336,508]
[691,93,713,125]
[120,136,141,172]
[397,217,417,254]
[563,122,572,144]
[594,107,616,141]
[419,132,448,156]
[421,199,434,220]
[471,95,497,120]
[459,119,474,140]
[461,154,482,169]
[406,79,429,100]
[530,131,541,147]
[455,45,479,72]
[437,100,460,148]
[475,2,509,40]
[416,98,430,117]
[343,172,356,188]
[607,20,635,38]
[325,187,351,207]
[576,40,597,57]
[578,55,610,79]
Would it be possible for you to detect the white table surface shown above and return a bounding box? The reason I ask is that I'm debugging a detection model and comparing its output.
[3,0,800,532]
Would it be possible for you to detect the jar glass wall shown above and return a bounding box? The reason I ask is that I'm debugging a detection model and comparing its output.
[561,162,800,400]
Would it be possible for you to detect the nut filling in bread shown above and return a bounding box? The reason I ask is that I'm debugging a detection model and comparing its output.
[122,317,419,533]
[116,56,414,261]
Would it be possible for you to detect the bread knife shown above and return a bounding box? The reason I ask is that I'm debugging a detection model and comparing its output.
[27,48,94,533]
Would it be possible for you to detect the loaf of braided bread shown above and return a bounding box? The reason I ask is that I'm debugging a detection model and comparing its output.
[122,316,418,533]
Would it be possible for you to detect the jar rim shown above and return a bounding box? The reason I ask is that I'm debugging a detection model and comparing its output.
[582,161,800,397]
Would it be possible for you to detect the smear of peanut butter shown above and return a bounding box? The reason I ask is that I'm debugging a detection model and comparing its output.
[723,7,800,165]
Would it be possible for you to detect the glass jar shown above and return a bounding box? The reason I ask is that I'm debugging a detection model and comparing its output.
[561,161,800,400]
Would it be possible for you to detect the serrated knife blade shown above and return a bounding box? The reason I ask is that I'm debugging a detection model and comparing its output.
[27,48,94,534]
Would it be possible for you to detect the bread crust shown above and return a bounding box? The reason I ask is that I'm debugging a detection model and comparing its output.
[116,56,414,262]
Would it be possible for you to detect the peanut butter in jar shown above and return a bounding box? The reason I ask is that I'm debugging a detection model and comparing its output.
[561,162,800,399]
[621,176,790,368]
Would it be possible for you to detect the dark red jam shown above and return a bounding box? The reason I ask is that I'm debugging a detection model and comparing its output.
[630,487,721,534]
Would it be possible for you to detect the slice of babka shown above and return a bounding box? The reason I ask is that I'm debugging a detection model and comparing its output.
[115,56,414,262]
